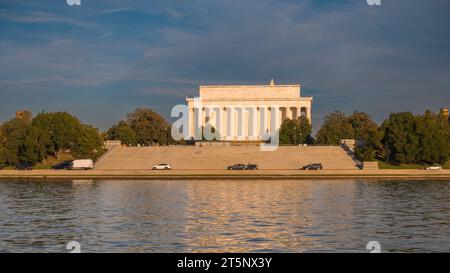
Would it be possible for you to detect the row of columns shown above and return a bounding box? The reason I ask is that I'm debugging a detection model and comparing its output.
[188,106,311,141]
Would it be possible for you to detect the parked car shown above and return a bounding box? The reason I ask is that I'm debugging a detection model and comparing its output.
[152,163,172,170]
[301,163,323,170]
[227,163,258,170]
[227,164,247,170]
[246,164,259,170]
[51,161,72,170]
[15,163,33,170]
[70,159,94,170]
[426,164,442,170]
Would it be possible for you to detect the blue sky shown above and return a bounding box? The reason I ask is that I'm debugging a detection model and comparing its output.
[0,0,449,131]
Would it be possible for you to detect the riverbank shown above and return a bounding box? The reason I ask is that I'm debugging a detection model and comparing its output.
[1,169,450,180]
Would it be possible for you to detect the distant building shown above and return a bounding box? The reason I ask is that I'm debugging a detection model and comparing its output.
[186,80,313,141]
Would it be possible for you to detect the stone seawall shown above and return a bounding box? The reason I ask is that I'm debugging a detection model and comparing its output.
[1,169,449,180]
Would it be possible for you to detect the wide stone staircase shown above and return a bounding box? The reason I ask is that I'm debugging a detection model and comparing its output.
[94,145,360,170]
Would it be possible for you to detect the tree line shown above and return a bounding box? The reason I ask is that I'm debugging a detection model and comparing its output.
[0,107,179,167]
[1,107,448,167]
[0,111,105,166]
[279,110,449,165]
[106,107,180,146]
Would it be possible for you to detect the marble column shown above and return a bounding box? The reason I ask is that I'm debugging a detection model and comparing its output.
[256,107,261,140]
[220,107,226,141]
[249,107,258,140]
[306,107,311,123]
[236,106,244,141]
[278,107,283,126]
[244,108,249,140]
[226,107,234,141]
[259,106,268,139]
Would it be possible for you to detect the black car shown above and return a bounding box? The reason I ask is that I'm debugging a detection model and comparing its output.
[51,161,72,170]
[227,164,247,170]
[246,164,259,170]
[227,164,259,170]
[15,163,33,170]
[301,163,323,170]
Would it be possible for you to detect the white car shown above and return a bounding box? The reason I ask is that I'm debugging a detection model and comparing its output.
[152,163,172,170]
[426,164,442,170]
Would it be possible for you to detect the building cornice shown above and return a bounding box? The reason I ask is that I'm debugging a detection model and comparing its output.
[199,84,300,88]
[186,97,313,102]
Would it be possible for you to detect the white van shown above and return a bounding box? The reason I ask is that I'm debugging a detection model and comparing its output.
[70,159,94,170]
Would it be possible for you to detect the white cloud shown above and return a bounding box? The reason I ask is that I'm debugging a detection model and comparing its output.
[87,7,133,16]
[0,10,97,29]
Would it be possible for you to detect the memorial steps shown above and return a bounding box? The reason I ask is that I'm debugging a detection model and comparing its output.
[94,145,359,170]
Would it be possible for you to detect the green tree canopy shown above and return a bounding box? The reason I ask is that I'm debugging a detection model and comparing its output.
[126,108,172,145]
[348,112,382,161]
[414,111,448,164]
[107,108,183,146]
[381,112,420,164]
[279,116,313,145]
[348,112,378,140]
[0,110,105,166]
[19,125,48,165]
[0,111,32,165]
[316,111,354,145]
[72,124,105,160]
[32,112,82,159]
[106,121,137,146]
[0,125,6,166]
[381,111,449,165]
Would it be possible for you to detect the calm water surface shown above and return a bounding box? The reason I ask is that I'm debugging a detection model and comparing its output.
[0,179,449,252]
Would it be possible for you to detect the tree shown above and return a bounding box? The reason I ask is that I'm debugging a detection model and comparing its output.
[447,115,450,160]
[279,118,297,144]
[279,116,313,145]
[1,111,33,165]
[440,111,450,160]
[106,121,137,146]
[415,111,448,164]
[127,108,172,145]
[0,111,106,166]
[297,116,314,144]
[381,112,419,164]
[72,124,105,160]
[19,126,47,165]
[0,126,6,166]
[316,111,354,145]
[348,112,382,161]
[32,112,81,159]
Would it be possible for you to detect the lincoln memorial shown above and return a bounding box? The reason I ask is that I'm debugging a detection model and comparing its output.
[186,80,313,141]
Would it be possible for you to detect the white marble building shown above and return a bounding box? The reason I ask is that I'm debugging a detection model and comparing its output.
[186,80,313,141]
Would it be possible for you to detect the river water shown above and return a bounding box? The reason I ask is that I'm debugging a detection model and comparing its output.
[0,179,449,253]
